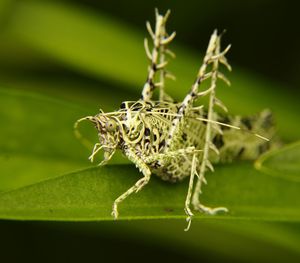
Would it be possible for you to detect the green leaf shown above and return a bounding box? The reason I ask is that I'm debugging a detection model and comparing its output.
[0,88,84,191]
[255,141,300,183]
[0,162,299,221]
[0,87,127,191]
[3,1,144,86]
[0,0,11,19]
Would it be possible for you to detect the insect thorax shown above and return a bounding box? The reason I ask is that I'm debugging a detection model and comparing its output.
[102,100,275,183]
[104,100,205,182]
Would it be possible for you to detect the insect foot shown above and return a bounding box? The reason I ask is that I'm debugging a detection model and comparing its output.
[193,202,228,215]
[184,207,194,232]
[112,202,119,220]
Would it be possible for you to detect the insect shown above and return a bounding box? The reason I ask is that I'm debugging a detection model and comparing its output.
[75,9,276,230]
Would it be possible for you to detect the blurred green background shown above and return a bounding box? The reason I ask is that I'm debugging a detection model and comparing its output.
[0,0,299,262]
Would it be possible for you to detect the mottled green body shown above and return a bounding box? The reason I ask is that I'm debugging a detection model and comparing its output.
[106,101,274,183]
[75,9,277,229]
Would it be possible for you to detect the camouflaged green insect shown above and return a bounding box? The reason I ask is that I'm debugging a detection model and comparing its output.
[75,9,277,231]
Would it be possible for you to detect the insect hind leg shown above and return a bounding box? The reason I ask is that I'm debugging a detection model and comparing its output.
[141,9,176,102]
[184,154,197,231]
[191,178,228,215]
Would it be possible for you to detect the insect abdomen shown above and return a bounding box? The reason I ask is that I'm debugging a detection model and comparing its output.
[216,109,279,162]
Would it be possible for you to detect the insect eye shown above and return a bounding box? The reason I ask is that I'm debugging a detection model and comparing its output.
[106,119,117,132]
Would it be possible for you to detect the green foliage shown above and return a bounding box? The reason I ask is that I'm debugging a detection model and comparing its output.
[0,161,299,221]
[256,141,300,183]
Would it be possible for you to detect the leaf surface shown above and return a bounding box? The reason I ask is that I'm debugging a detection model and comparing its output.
[0,162,299,221]
[256,141,300,183]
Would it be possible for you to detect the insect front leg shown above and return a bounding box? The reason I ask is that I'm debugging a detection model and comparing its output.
[88,143,116,166]
[112,149,151,219]
[98,149,116,166]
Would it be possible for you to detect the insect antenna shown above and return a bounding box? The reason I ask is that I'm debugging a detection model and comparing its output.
[74,116,96,149]
[195,117,270,141]
[146,111,269,141]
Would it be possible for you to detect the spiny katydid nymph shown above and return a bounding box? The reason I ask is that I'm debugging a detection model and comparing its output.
[75,9,276,231]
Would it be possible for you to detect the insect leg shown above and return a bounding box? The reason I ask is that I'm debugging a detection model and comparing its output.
[165,30,231,150]
[191,33,229,215]
[88,143,102,162]
[112,149,151,219]
[163,31,230,215]
[192,177,228,215]
[141,9,176,102]
[98,148,116,166]
[144,146,201,163]
[184,154,197,231]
